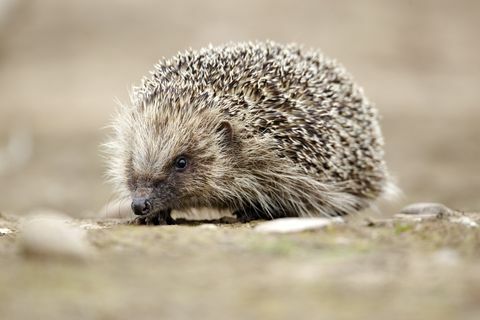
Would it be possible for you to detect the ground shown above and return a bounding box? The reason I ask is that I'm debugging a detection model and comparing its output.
[1,214,480,320]
[0,0,479,319]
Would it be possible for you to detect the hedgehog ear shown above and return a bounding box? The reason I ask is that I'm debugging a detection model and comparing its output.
[216,121,234,147]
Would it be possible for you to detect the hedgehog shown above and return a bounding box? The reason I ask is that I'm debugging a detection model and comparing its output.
[105,41,395,225]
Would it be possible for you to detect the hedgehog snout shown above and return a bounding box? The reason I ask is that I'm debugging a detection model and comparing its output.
[131,197,152,215]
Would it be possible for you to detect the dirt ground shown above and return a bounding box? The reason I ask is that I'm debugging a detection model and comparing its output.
[1,214,480,320]
[0,0,479,319]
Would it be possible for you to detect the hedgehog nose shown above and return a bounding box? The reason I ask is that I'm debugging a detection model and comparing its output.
[131,198,152,215]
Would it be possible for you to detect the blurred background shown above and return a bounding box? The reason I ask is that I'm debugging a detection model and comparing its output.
[0,0,478,217]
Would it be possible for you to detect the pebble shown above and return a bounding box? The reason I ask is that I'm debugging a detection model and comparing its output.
[0,227,13,235]
[397,202,479,228]
[254,217,343,234]
[19,211,93,260]
[197,224,218,230]
[399,202,452,216]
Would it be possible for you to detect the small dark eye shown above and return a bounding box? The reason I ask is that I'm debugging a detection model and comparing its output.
[175,156,188,171]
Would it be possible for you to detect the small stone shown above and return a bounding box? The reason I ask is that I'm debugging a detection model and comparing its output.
[197,224,218,230]
[0,227,13,235]
[19,211,93,260]
[399,203,452,217]
[254,217,343,234]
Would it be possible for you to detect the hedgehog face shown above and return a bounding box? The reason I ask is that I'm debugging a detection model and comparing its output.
[124,105,237,215]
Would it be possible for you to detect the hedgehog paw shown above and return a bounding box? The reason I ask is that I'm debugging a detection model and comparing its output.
[129,209,175,226]
[129,214,162,225]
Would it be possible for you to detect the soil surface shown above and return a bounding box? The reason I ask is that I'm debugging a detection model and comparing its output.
[1,214,480,320]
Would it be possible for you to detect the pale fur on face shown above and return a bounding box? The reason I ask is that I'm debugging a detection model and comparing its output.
[105,95,243,211]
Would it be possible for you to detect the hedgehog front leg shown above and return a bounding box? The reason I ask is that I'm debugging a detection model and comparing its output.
[130,209,175,225]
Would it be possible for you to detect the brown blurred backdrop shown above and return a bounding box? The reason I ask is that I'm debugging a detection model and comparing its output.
[0,0,479,217]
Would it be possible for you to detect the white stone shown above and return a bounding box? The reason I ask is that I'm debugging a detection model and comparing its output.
[197,224,218,230]
[254,217,343,234]
[0,227,13,235]
[400,203,451,216]
[19,211,93,260]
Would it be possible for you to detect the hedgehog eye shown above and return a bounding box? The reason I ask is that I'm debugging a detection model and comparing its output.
[174,156,188,172]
